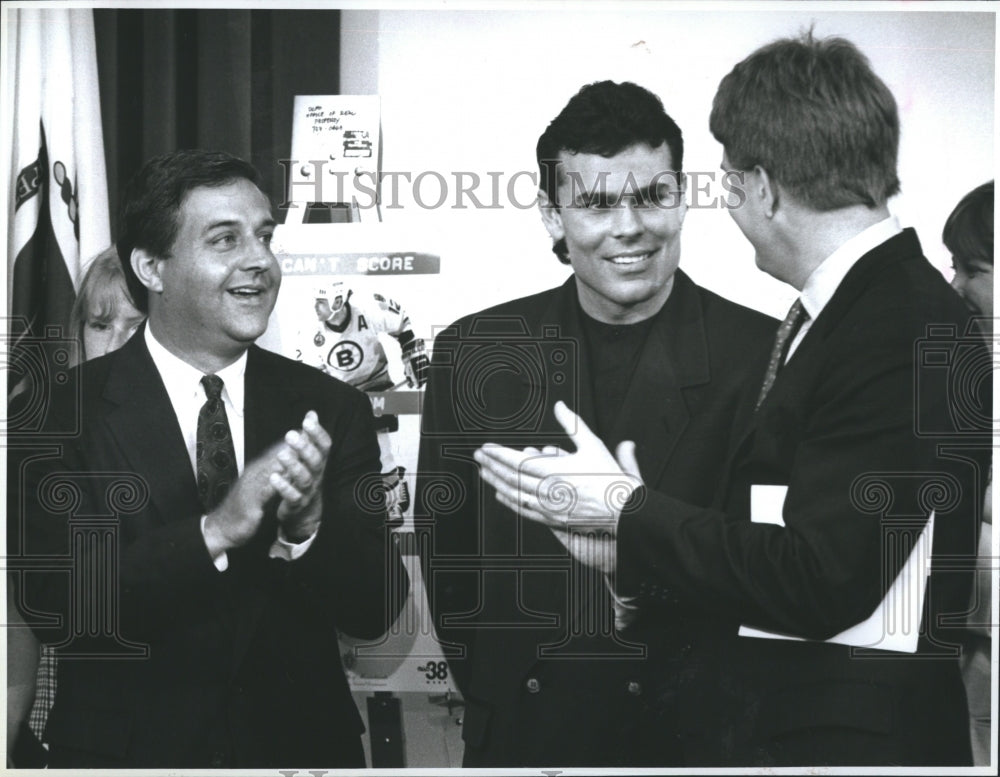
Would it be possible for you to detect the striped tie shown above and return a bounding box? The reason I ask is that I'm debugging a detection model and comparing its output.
[756,299,808,410]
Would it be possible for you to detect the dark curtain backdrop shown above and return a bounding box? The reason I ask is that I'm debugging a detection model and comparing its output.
[93,9,342,232]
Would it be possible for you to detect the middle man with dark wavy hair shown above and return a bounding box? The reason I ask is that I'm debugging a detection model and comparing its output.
[417,80,776,767]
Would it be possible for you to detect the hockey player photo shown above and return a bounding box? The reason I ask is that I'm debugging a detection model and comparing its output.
[299,281,429,525]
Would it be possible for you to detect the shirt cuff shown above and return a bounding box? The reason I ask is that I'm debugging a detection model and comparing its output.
[200,514,229,572]
[614,485,648,597]
[603,573,639,610]
[269,526,319,561]
[604,573,640,630]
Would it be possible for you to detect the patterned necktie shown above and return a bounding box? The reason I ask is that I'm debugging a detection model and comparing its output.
[755,299,808,410]
[197,374,238,511]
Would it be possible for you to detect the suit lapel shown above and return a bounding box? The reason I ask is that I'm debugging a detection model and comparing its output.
[244,345,305,460]
[612,271,707,487]
[523,278,598,441]
[518,272,711,489]
[724,230,919,485]
[527,274,710,641]
[229,346,307,676]
[507,280,601,637]
[103,327,202,524]
[799,229,918,350]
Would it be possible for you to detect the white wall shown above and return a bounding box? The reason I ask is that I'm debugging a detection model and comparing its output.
[340,5,995,329]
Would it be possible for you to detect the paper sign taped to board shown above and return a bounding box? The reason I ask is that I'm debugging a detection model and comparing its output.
[288,95,381,205]
[739,484,933,653]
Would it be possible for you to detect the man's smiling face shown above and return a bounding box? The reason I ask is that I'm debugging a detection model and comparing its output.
[150,178,279,366]
[540,142,687,323]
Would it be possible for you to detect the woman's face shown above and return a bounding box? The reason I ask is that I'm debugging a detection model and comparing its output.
[82,285,146,360]
[951,256,994,340]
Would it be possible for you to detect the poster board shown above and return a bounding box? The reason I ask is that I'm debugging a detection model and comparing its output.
[286,94,381,219]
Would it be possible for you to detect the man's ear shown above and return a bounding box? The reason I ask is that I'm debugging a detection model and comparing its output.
[537,189,565,242]
[131,248,164,294]
[754,165,779,218]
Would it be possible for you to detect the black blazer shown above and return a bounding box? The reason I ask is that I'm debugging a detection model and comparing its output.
[8,329,408,768]
[417,271,776,766]
[617,230,991,766]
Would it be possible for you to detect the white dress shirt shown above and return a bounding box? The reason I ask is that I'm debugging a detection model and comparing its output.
[787,216,902,361]
[144,326,315,569]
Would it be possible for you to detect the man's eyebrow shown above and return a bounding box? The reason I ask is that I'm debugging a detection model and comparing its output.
[201,217,276,235]
[201,219,240,235]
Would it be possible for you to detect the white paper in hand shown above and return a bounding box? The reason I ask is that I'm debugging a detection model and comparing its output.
[738,484,933,653]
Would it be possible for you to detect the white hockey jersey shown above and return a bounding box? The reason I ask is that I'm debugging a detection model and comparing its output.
[298,293,412,391]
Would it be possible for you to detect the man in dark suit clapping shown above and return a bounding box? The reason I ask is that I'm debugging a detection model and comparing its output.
[9,150,407,768]
[419,81,777,767]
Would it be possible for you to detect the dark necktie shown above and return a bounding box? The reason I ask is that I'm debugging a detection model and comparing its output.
[756,299,808,410]
[197,374,238,511]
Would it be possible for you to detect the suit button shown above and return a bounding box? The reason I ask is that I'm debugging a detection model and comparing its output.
[210,752,225,767]
[525,677,541,694]
[627,680,642,696]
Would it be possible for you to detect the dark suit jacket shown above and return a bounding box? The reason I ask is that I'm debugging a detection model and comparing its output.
[617,230,991,766]
[8,329,408,768]
[417,271,776,766]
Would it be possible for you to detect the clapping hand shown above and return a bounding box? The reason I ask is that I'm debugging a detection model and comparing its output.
[474,401,642,574]
[204,411,331,555]
[270,410,332,542]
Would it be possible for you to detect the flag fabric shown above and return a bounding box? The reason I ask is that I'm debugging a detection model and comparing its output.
[6,7,110,345]
[4,8,110,746]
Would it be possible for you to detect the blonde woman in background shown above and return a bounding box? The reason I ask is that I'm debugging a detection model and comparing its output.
[71,245,147,361]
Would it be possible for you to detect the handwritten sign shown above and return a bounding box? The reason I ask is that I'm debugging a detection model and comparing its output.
[288,95,381,206]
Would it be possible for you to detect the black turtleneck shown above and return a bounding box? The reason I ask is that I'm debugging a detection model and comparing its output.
[578,304,660,441]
